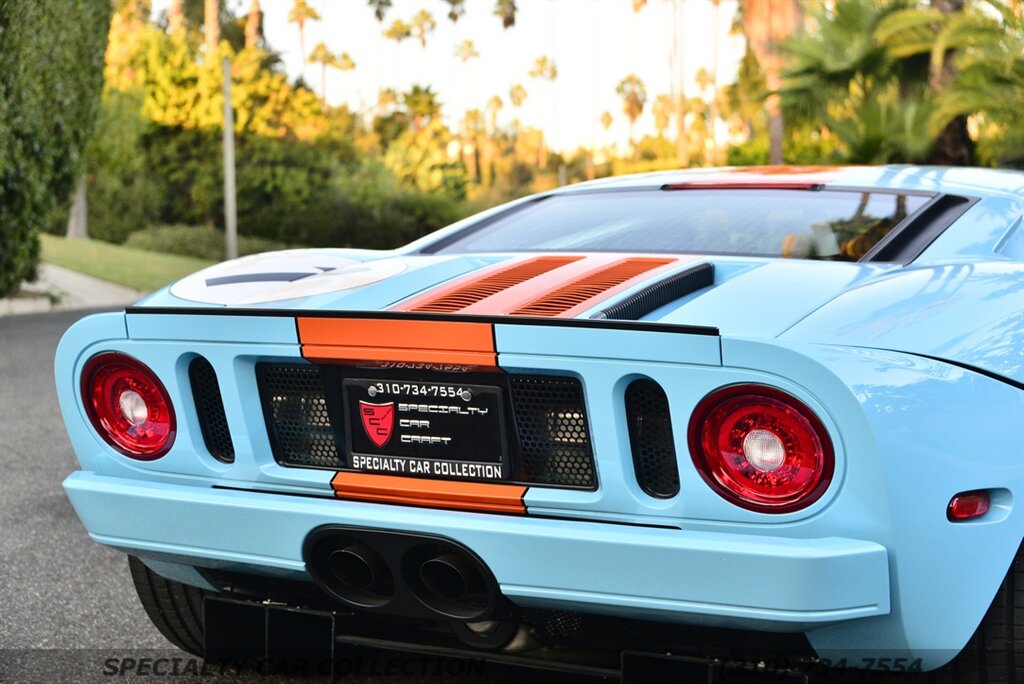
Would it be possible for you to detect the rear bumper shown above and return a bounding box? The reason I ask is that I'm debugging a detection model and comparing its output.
[64,470,889,632]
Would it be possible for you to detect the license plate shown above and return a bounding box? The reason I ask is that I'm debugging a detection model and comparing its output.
[342,379,508,481]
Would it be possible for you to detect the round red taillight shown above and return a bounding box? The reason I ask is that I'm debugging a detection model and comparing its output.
[81,353,175,460]
[688,385,834,513]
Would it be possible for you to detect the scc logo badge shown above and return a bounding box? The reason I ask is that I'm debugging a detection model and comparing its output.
[359,401,395,448]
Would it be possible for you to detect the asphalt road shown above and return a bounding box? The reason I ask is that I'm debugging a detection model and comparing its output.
[0,310,602,684]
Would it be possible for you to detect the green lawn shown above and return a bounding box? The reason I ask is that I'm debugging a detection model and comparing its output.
[40,234,215,292]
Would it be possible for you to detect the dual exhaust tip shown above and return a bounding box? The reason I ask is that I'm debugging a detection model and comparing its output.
[306,527,498,622]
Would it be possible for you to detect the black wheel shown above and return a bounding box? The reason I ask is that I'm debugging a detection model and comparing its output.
[934,540,1023,684]
[128,555,209,656]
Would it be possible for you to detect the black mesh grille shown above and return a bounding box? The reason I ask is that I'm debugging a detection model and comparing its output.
[257,364,342,468]
[189,357,234,463]
[625,379,679,498]
[509,376,595,488]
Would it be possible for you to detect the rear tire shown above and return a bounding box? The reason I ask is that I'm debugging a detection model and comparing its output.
[128,555,209,656]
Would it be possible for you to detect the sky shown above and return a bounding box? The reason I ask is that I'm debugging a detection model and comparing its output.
[159,0,746,153]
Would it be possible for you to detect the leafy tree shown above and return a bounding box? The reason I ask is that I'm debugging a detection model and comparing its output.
[600,111,613,131]
[0,0,112,296]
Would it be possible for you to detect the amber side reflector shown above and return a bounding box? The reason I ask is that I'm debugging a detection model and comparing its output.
[510,258,674,318]
[947,491,990,521]
[331,472,526,514]
[399,256,580,313]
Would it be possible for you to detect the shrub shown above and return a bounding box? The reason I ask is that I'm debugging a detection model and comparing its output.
[0,0,112,296]
[125,225,289,261]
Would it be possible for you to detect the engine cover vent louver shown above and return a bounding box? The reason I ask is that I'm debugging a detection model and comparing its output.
[594,262,715,321]
[510,258,674,318]
[189,357,235,463]
[404,256,580,313]
[625,379,679,498]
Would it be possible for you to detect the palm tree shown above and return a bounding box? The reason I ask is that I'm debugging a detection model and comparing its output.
[600,111,613,131]
[168,0,185,36]
[377,87,399,114]
[369,0,391,22]
[445,0,466,22]
[289,0,321,82]
[494,0,516,29]
[668,0,689,165]
[652,94,673,139]
[309,42,334,100]
[781,0,937,163]
[204,0,218,52]
[244,0,261,49]
[875,0,1015,164]
[411,9,436,49]
[741,0,801,164]
[616,74,647,157]
[509,83,527,109]
[455,39,479,63]
[403,84,441,131]
[486,95,503,134]
[384,19,412,43]
[529,56,557,168]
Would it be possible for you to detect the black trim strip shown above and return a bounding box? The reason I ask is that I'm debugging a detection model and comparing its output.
[860,193,979,264]
[904,351,1024,392]
[594,262,714,320]
[124,306,721,337]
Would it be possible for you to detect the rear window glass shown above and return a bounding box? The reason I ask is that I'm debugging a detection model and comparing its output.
[429,189,931,261]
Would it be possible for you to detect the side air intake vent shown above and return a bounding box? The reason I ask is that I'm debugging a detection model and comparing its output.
[625,379,679,498]
[257,364,342,468]
[509,376,595,488]
[510,258,673,318]
[595,263,714,321]
[403,256,579,313]
[189,357,235,463]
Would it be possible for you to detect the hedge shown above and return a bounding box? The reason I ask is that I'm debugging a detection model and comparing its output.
[0,0,111,296]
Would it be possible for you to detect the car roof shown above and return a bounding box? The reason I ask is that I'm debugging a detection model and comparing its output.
[556,165,1024,201]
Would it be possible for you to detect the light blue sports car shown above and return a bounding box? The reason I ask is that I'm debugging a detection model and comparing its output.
[58,166,1023,682]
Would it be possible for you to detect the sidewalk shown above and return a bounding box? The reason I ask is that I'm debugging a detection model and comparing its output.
[0,264,147,317]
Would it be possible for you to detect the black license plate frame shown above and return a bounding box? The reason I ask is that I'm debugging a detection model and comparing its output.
[342,378,509,481]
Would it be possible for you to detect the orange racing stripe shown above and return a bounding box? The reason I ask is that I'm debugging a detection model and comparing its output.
[331,471,527,514]
[297,317,496,368]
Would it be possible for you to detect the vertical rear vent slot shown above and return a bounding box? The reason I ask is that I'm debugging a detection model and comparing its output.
[625,379,679,498]
[406,256,580,313]
[257,364,342,469]
[510,258,673,317]
[509,376,596,488]
[189,357,235,464]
